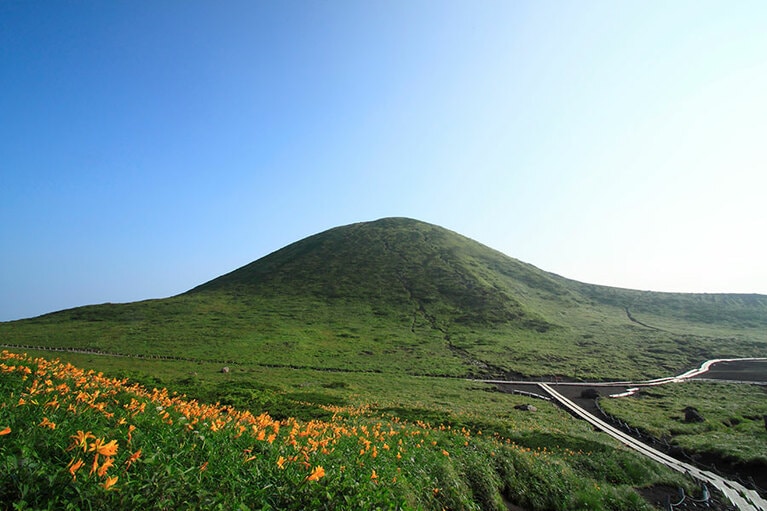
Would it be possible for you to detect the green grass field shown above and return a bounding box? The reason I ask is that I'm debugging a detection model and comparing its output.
[1,351,694,510]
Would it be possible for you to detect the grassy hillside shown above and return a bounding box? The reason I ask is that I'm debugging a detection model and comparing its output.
[2,218,766,384]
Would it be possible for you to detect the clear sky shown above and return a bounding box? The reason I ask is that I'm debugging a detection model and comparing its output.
[2,1,766,321]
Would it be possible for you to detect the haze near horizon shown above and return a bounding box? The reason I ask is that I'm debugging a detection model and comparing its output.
[2,1,766,321]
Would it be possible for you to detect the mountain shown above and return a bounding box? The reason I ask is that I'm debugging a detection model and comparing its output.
[189,217,558,329]
[2,217,767,380]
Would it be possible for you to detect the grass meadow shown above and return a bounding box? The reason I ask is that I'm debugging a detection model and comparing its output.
[0,350,691,510]
[598,381,767,466]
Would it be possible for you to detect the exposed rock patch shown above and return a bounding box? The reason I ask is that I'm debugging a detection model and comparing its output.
[683,406,705,423]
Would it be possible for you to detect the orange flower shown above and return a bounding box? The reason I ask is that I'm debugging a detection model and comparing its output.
[102,475,118,490]
[89,438,118,457]
[276,456,286,470]
[371,469,378,481]
[306,465,325,482]
[200,461,208,472]
[68,459,84,480]
[69,430,95,452]
[0,426,10,436]
[97,457,115,477]
[125,449,142,469]
[38,417,56,429]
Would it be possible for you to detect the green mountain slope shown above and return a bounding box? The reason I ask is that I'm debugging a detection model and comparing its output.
[190,217,557,329]
[2,217,766,380]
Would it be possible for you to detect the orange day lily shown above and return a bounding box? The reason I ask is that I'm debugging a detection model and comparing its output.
[125,449,141,469]
[90,438,119,457]
[306,465,325,481]
[97,456,115,477]
[90,454,100,475]
[0,427,10,436]
[38,417,56,429]
[69,430,95,452]
[102,475,118,490]
[68,459,85,480]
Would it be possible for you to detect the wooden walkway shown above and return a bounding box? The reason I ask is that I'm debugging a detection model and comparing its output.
[540,383,767,511]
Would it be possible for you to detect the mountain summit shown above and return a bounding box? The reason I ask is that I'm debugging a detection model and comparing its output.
[190,217,558,329]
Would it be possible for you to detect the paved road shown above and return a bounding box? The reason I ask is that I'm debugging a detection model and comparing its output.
[540,383,767,511]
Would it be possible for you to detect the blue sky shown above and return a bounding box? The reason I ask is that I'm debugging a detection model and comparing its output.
[2,1,766,321]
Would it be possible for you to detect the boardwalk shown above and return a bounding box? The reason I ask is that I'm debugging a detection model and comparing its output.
[540,383,767,511]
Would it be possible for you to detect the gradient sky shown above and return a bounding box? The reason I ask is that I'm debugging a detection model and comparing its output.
[2,1,766,321]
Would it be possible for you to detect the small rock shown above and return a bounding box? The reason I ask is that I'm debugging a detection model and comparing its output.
[683,406,705,423]
[221,366,230,374]
[514,404,537,412]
